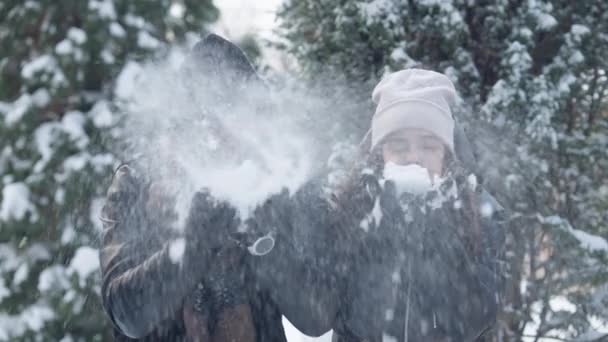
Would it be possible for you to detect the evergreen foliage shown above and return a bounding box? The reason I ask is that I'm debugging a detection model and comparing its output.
[0,1,218,340]
[278,1,608,340]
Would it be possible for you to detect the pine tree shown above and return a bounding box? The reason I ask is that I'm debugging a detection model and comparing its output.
[0,1,218,340]
[278,0,608,340]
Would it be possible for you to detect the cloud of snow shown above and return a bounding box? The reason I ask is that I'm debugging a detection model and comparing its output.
[383,163,433,196]
[115,45,322,227]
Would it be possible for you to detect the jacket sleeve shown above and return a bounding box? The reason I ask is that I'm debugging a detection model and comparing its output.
[418,191,506,340]
[99,165,211,339]
[246,180,350,337]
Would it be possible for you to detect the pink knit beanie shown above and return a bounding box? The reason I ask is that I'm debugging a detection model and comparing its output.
[370,69,457,152]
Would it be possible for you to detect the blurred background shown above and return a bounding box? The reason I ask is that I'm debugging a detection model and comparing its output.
[0,0,607,341]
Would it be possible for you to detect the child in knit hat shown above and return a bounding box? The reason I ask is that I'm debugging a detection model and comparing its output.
[335,69,504,342]
[369,68,456,184]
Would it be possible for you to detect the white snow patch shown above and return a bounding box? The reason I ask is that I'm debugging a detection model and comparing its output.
[384,308,395,321]
[38,265,70,292]
[382,334,398,342]
[282,316,333,342]
[0,302,55,338]
[24,304,55,331]
[549,296,576,313]
[89,0,117,20]
[53,188,65,204]
[90,197,105,232]
[539,215,563,226]
[383,163,432,195]
[542,215,608,252]
[181,156,310,219]
[391,270,401,284]
[120,50,316,227]
[109,22,126,38]
[60,335,75,342]
[358,0,389,21]
[89,153,115,173]
[138,30,161,49]
[0,278,9,302]
[569,50,584,64]
[101,49,116,64]
[480,202,494,218]
[63,153,89,172]
[60,225,75,244]
[34,122,58,172]
[68,246,99,285]
[169,2,185,18]
[61,111,88,145]
[372,197,383,225]
[89,100,114,127]
[0,245,19,272]
[453,199,462,209]
[359,217,370,232]
[571,24,590,36]
[558,73,577,93]
[21,55,55,79]
[124,14,146,29]
[4,94,32,126]
[55,39,73,55]
[0,182,35,221]
[536,13,557,30]
[569,228,608,252]
[169,238,186,264]
[31,88,50,107]
[359,197,383,232]
[467,173,478,190]
[67,27,87,44]
[12,264,29,287]
[115,61,143,100]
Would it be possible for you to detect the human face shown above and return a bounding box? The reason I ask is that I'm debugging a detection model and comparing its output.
[381,128,446,178]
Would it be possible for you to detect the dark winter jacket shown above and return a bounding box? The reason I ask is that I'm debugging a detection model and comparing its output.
[331,168,506,342]
[99,162,342,341]
[99,32,346,341]
[99,159,503,342]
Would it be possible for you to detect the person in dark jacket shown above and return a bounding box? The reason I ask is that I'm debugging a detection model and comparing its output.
[99,36,504,342]
[330,69,506,342]
[99,34,341,341]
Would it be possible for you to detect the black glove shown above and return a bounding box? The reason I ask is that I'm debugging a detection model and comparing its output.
[191,249,249,315]
[183,191,241,263]
[184,192,250,326]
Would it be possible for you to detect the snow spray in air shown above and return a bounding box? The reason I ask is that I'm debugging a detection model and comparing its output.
[382,162,434,196]
[114,45,319,257]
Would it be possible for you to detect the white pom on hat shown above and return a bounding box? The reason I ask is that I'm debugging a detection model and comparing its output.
[370,69,457,152]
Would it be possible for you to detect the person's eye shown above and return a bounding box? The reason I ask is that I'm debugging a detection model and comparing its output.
[385,141,404,151]
[390,144,409,153]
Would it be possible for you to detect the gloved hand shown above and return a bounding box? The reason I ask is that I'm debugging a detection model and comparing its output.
[185,248,255,342]
[183,191,241,265]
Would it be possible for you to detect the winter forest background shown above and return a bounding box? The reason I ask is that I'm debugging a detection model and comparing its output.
[1,0,607,341]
